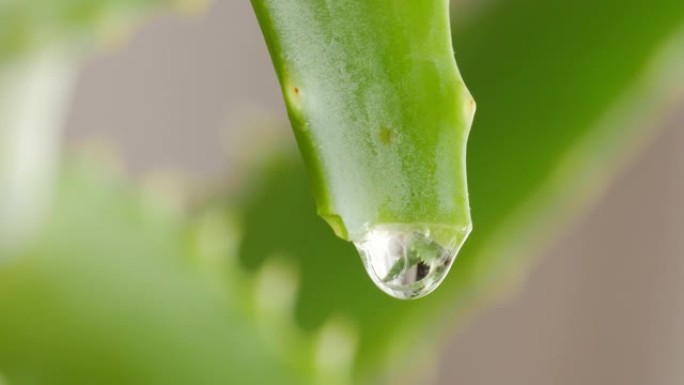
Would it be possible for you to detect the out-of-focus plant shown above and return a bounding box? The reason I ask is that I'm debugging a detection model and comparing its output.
[0,0,194,250]
[0,1,683,385]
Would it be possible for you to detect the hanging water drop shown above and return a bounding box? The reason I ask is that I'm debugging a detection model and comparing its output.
[353,224,470,300]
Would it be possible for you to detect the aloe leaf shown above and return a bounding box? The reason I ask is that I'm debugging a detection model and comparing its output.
[251,0,474,240]
[239,0,684,383]
[251,0,475,299]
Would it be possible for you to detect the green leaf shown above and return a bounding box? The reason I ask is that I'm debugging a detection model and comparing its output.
[251,0,475,242]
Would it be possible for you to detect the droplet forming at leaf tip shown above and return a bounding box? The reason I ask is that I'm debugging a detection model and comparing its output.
[353,224,469,300]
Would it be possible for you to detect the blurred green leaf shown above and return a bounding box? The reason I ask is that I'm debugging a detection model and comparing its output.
[0,160,304,385]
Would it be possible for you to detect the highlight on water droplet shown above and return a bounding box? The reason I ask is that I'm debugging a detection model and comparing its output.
[353,224,470,300]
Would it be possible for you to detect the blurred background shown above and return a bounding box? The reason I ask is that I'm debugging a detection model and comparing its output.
[1,0,683,384]
[66,2,684,383]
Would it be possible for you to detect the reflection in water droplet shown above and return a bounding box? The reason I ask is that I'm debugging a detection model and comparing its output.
[353,224,469,300]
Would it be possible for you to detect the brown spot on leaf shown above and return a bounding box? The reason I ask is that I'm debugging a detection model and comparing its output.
[466,98,476,116]
[380,126,394,144]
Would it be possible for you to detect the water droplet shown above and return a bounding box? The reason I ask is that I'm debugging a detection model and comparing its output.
[353,225,469,300]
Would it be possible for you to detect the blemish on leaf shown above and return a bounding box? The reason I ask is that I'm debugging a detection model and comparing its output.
[466,97,476,117]
[379,126,394,144]
[285,82,303,109]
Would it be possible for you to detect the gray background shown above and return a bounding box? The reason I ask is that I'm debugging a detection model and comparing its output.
[64,1,684,384]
